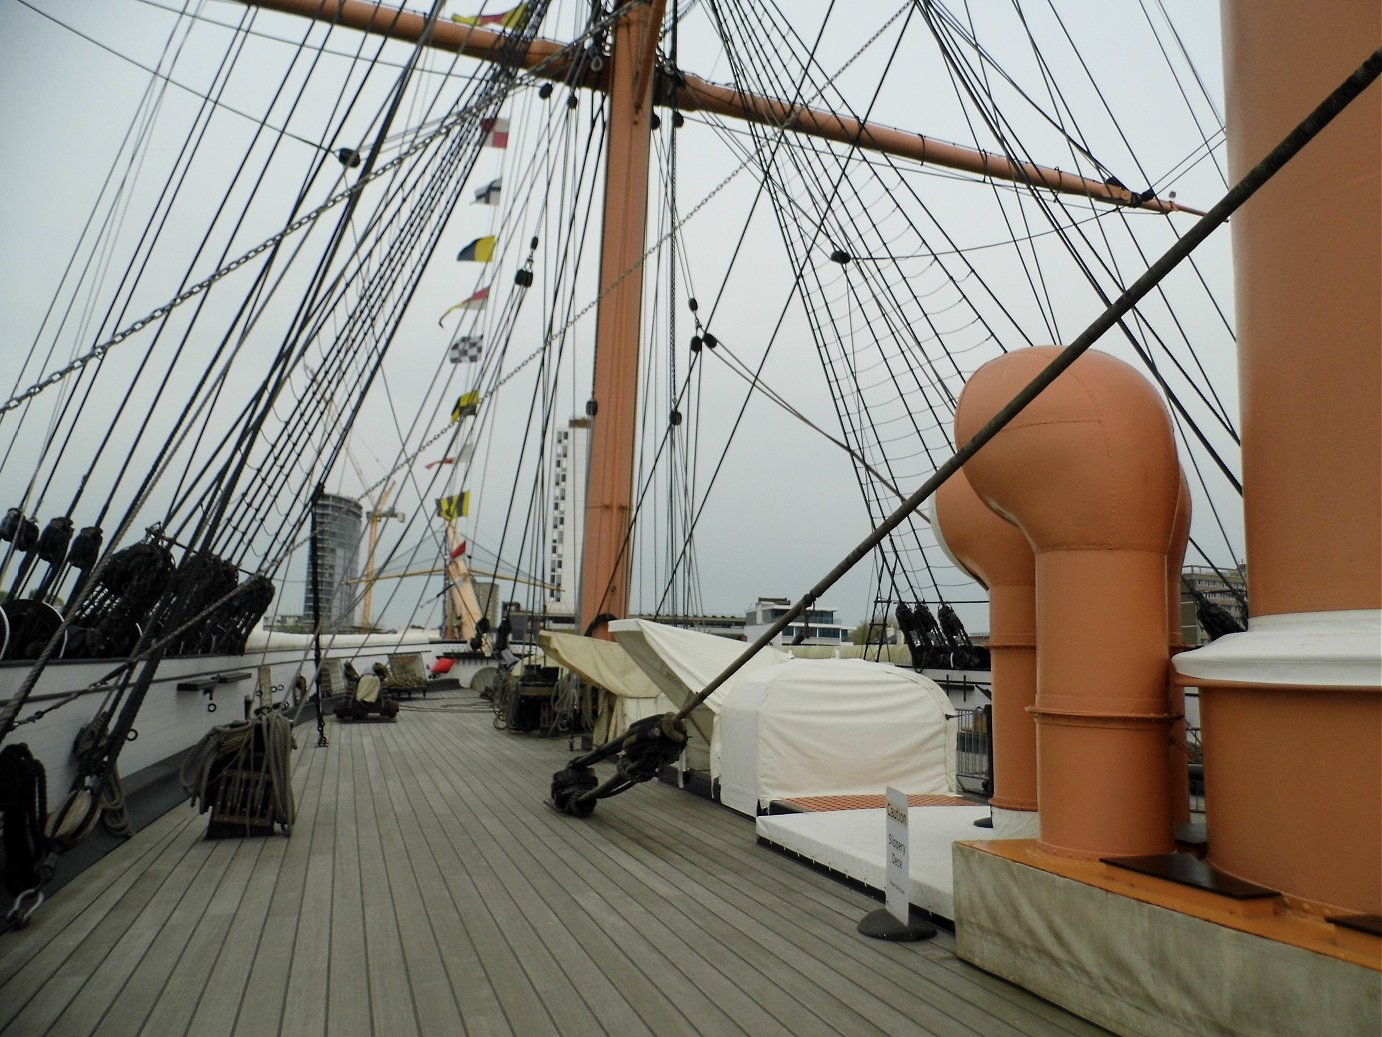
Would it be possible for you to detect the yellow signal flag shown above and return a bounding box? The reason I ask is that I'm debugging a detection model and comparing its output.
[451,4,527,29]
[450,391,481,423]
[437,492,471,521]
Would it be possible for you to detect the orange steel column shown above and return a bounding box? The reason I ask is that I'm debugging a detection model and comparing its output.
[957,348,1180,860]
[933,471,1038,824]
[1165,470,1191,829]
[578,3,661,635]
[1173,0,1381,912]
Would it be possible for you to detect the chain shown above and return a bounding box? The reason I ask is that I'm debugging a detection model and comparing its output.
[1,3,643,419]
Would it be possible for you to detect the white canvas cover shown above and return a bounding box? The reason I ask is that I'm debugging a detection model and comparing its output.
[609,619,790,775]
[717,658,956,815]
[608,619,788,710]
[538,631,676,743]
[786,644,913,665]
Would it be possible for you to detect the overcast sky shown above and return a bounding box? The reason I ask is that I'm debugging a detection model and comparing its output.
[0,1,1237,634]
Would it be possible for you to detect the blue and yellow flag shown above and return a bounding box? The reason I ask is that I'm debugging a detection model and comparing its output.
[457,236,497,262]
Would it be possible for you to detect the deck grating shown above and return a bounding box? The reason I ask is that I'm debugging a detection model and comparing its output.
[0,690,1111,1036]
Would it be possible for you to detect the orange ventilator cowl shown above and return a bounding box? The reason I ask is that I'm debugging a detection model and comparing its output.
[932,470,1038,815]
[957,347,1179,859]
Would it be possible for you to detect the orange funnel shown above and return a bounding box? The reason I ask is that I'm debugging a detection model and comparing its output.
[1170,0,1381,914]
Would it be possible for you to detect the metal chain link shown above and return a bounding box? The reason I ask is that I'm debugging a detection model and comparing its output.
[1,3,642,419]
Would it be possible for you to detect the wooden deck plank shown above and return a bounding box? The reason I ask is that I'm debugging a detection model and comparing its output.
[325,718,376,1037]
[0,807,194,1031]
[389,718,687,1037]
[181,832,296,1035]
[583,766,1083,1033]
[0,691,1113,1037]
[441,735,940,1037]
[101,838,260,1037]
[403,713,735,1037]
[0,800,190,979]
[622,781,1097,1037]
[356,726,468,1037]
[230,729,330,1037]
[126,838,266,1036]
[360,725,513,1037]
[375,718,584,1037]
[605,806,1003,1037]
[419,707,1104,1037]
[406,717,805,1037]
[276,724,343,1037]
[634,799,1102,1037]
[7,831,218,1036]
[427,721,910,1035]
[354,728,422,1037]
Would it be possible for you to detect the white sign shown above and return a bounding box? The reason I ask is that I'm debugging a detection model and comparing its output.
[884,786,910,925]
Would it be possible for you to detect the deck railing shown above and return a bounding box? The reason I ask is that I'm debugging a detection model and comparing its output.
[955,704,994,797]
[1186,724,1205,815]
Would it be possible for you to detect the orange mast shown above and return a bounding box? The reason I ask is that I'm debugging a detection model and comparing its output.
[577,0,665,634]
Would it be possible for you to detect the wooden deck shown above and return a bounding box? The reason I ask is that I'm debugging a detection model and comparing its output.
[0,691,1109,1036]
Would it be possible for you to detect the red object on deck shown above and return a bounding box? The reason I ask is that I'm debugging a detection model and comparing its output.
[431,657,456,675]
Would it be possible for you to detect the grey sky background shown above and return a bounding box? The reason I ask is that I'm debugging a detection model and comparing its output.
[0,0,1237,634]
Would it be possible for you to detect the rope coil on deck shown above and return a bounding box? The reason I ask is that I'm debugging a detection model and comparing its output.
[182,711,297,834]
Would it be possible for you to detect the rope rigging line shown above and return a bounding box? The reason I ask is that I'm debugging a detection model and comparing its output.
[1,1,259,563]
[68,7,372,545]
[187,0,562,572]
[712,0,954,604]
[16,0,331,153]
[0,3,631,422]
[187,0,475,557]
[653,42,1382,730]
[915,1,1243,455]
[2,0,552,779]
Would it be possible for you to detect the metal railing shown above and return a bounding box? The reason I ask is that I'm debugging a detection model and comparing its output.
[955,705,993,797]
[1186,724,1205,815]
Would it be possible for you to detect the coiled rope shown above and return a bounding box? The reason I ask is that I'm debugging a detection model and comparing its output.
[181,711,296,834]
[73,716,134,838]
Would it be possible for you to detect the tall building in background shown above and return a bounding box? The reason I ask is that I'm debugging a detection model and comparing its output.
[306,493,363,627]
[548,418,590,616]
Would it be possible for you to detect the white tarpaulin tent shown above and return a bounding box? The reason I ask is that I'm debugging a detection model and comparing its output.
[609,619,790,775]
[537,631,675,743]
[717,658,957,815]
